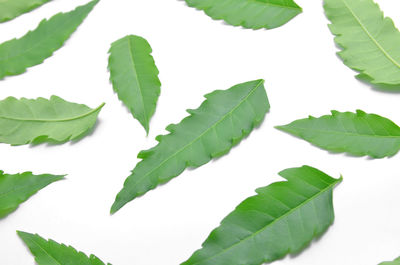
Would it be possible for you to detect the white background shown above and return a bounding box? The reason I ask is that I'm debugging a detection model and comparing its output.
[1,0,400,264]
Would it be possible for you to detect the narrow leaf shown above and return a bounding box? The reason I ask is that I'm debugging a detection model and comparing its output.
[0,0,99,79]
[108,35,161,134]
[181,166,342,265]
[0,171,64,218]
[276,110,400,158]
[185,0,302,30]
[0,96,104,146]
[111,79,270,213]
[0,0,52,23]
[18,231,111,265]
[380,257,400,265]
[324,0,400,90]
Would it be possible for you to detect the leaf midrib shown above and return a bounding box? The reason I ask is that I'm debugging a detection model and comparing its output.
[0,103,104,122]
[189,178,340,265]
[249,0,301,11]
[134,80,264,190]
[341,0,400,69]
[23,236,63,265]
[281,126,400,139]
[126,37,148,130]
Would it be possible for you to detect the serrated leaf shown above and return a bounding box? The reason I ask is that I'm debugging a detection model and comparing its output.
[0,171,64,218]
[181,166,342,265]
[18,231,111,265]
[0,96,104,146]
[185,0,302,30]
[111,79,270,213]
[380,257,400,265]
[108,35,161,134]
[0,0,52,23]
[324,0,400,90]
[276,110,400,159]
[0,0,99,80]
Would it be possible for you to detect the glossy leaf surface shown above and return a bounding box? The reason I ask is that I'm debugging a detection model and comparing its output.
[0,0,52,23]
[277,110,400,158]
[185,0,302,30]
[0,0,98,79]
[0,96,104,145]
[111,79,270,213]
[182,166,342,265]
[108,35,161,134]
[18,231,111,265]
[0,171,64,218]
[324,0,400,90]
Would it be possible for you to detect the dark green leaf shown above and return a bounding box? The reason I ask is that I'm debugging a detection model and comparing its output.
[111,79,270,213]
[182,166,342,265]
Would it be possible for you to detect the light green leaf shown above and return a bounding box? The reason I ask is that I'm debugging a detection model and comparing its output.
[324,0,400,90]
[0,0,52,23]
[18,231,111,265]
[0,0,99,80]
[108,35,161,134]
[111,79,270,213]
[181,166,342,265]
[0,171,64,218]
[380,257,400,265]
[185,0,302,30]
[0,96,104,146]
[276,110,400,159]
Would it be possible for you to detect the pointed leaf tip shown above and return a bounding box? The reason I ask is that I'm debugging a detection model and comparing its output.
[111,79,270,212]
[108,34,161,134]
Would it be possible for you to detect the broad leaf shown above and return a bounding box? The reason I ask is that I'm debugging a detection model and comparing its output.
[0,96,104,145]
[0,171,64,218]
[324,0,400,90]
[276,110,400,159]
[380,257,400,265]
[0,0,99,80]
[108,35,161,134]
[185,0,302,30]
[111,79,270,213]
[18,231,111,265]
[182,166,342,265]
[0,0,52,23]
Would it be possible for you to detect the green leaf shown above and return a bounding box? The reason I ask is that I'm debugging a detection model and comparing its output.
[380,257,400,265]
[108,35,161,134]
[185,0,302,30]
[0,171,64,218]
[324,0,400,90]
[276,110,400,159]
[0,0,52,23]
[0,0,99,80]
[181,166,342,265]
[17,231,111,265]
[0,96,104,146]
[111,79,270,213]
